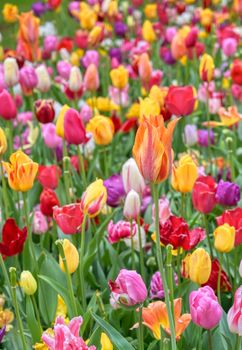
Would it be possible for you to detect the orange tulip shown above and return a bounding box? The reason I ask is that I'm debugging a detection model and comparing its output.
[142,299,191,340]
[84,63,99,92]
[18,11,40,61]
[203,106,242,128]
[132,115,179,183]
[138,53,152,86]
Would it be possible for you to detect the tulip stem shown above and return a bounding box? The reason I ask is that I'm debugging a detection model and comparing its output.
[0,255,14,300]
[80,214,87,311]
[203,214,213,259]
[30,295,43,337]
[0,162,10,219]
[205,85,212,174]
[152,183,177,350]
[130,220,135,270]
[208,329,213,350]
[9,267,28,350]
[77,146,87,188]
[236,335,241,350]
[166,245,174,318]
[138,306,144,350]
[233,247,238,293]
[217,254,223,305]
[7,120,13,155]
[137,215,146,282]
[63,142,71,204]
[56,240,78,317]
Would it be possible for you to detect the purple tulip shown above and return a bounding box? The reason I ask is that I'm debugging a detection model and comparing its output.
[150,271,178,299]
[0,326,6,343]
[114,22,127,37]
[104,174,125,207]
[31,1,48,16]
[197,129,215,147]
[215,180,240,207]
[109,48,122,63]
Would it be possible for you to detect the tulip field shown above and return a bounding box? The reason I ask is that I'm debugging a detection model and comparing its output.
[0,0,242,349]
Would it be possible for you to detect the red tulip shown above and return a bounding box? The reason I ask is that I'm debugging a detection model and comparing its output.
[40,188,60,217]
[37,165,61,189]
[231,59,242,86]
[57,37,73,52]
[53,203,84,234]
[64,108,88,145]
[165,86,196,116]
[192,176,217,214]
[0,89,17,120]
[159,215,190,250]
[48,0,61,9]
[216,207,242,246]
[35,99,55,124]
[75,30,89,49]
[0,218,27,257]
[202,259,231,292]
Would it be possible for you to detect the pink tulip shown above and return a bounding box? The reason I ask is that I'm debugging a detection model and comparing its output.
[222,38,237,57]
[107,220,135,244]
[32,210,48,235]
[189,286,222,329]
[80,104,92,123]
[0,89,17,120]
[109,269,147,306]
[57,61,72,80]
[42,316,96,350]
[227,286,242,336]
[53,203,84,235]
[44,35,58,53]
[83,64,99,92]
[152,196,171,225]
[42,123,63,149]
[19,66,38,93]
[82,50,99,68]
[64,108,87,145]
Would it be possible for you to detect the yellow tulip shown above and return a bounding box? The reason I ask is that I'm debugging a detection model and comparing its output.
[81,179,107,218]
[2,150,38,192]
[142,20,156,43]
[126,103,140,119]
[86,115,114,145]
[200,8,213,28]
[139,97,160,120]
[172,155,198,193]
[56,105,70,138]
[144,4,157,19]
[59,239,79,274]
[101,332,113,350]
[2,3,18,23]
[149,86,168,109]
[199,54,215,83]
[79,4,97,30]
[86,97,119,112]
[110,66,129,90]
[214,224,235,253]
[0,127,7,156]
[20,271,37,295]
[183,248,211,284]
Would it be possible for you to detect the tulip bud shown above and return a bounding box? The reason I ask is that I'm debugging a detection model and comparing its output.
[214,224,235,253]
[172,155,198,193]
[110,65,128,90]
[68,66,82,92]
[183,248,211,284]
[3,57,19,87]
[100,333,113,350]
[20,271,37,295]
[122,158,146,195]
[0,127,7,156]
[138,53,152,85]
[199,54,215,83]
[81,179,107,218]
[142,20,156,43]
[227,286,242,336]
[36,65,51,93]
[0,89,17,120]
[123,190,141,220]
[19,66,38,94]
[84,63,99,92]
[56,104,70,138]
[35,99,55,124]
[58,239,79,274]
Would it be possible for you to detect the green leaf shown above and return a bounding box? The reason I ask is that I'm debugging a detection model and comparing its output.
[91,313,135,350]
[26,296,41,343]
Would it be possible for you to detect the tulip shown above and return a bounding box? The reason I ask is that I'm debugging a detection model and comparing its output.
[231,59,242,86]
[214,223,235,253]
[202,259,231,292]
[0,89,17,120]
[222,38,237,57]
[82,50,99,68]
[0,127,7,156]
[0,218,27,257]
[122,158,146,195]
[53,203,84,234]
[199,54,215,83]
[139,97,160,120]
[183,248,211,284]
[32,210,48,235]
[109,269,147,306]
[215,180,240,207]
[138,53,152,85]
[56,105,70,138]
[152,196,171,225]
[101,332,113,350]
[37,164,61,189]
[189,286,222,329]
[216,207,242,247]
[57,60,71,79]
[36,65,51,93]
[200,8,213,28]
[123,190,141,220]
[2,3,18,22]
[142,299,191,340]
[43,35,58,53]
[197,129,215,147]
[142,20,156,43]
[35,99,55,124]
[104,174,126,207]
[84,63,99,92]
[170,32,187,60]
[59,239,79,274]
[107,220,134,244]
[86,115,114,145]
[150,271,178,299]
[184,124,198,146]
[172,155,198,193]
[132,115,179,183]
[20,271,37,295]
[19,66,38,94]
[68,66,82,93]
[3,57,19,87]
[165,86,196,116]
[192,176,217,214]
[32,1,48,16]
[123,224,146,252]
[42,123,63,149]
[2,150,38,192]
[40,188,60,217]
[227,286,242,336]
[81,179,107,218]
[110,65,128,90]
[63,108,87,145]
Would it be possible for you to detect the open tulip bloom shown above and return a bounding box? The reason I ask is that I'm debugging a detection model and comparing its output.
[0,1,241,350]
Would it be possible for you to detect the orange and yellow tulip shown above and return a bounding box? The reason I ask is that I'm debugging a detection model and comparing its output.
[132,115,179,183]
[18,11,40,61]
[142,299,191,340]
[2,150,38,192]
[87,115,114,145]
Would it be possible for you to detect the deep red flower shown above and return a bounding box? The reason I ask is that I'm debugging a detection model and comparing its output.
[159,215,190,250]
[185,28,198,48]
[188,227,206,249]
[57,37,73,52]
[40,188,60,217]
[75,30,89,49]
[37,165,61,189]
[216,207,242,246]
[111,115,122,133]
[120,118,137,133]
[53,203,84,234]
[231,59,242,86]
[48,0,61,9]
[165,86,196,116]
[0,219,27,257]
[202,259,232,292]
[35,99,55,124]
[192,176,217,214]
